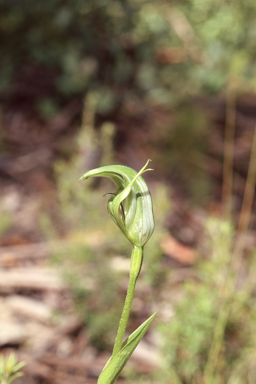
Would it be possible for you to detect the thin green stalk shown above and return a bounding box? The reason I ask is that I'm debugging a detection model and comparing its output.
[112,246,143,357]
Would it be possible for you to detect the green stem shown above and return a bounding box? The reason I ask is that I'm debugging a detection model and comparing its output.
[112,245,143,357]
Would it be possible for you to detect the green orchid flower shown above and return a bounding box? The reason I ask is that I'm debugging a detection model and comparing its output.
[80,159,154,247]
[80,160,156,384]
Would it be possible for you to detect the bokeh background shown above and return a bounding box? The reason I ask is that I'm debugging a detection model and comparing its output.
[1,1,256,383]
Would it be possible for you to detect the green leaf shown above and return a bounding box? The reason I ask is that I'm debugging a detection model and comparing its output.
[97,312,157,384]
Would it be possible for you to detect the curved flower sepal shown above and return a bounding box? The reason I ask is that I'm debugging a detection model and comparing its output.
[80,160,154,247]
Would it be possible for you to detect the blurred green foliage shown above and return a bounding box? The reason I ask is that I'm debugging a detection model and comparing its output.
[1,0,256,112]
[0,353,25,384]
[158,218,256,384]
